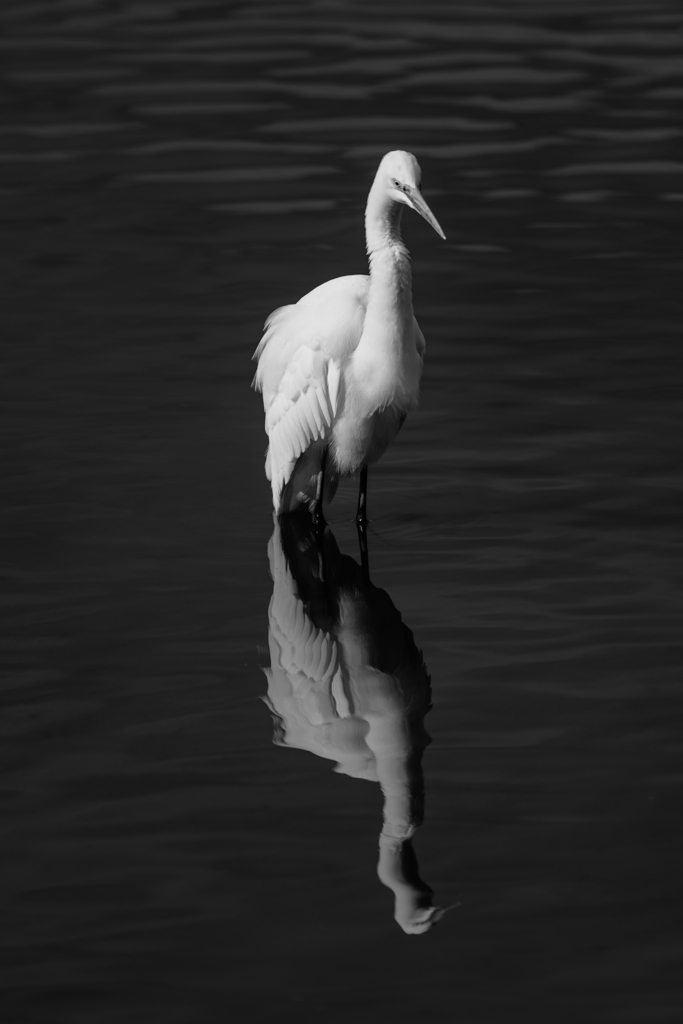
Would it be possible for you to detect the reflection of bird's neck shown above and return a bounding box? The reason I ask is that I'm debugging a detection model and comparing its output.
[378,834,442,935]
[375,745,426,841]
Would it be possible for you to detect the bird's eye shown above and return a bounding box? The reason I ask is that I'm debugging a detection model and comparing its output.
[392,178,401,189]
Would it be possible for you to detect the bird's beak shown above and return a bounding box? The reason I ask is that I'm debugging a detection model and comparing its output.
[406,187,446,240]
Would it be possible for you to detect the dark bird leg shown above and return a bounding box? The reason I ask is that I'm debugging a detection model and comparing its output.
[356,465,368,526]
[312,445,327,532]
[356,465,369,581]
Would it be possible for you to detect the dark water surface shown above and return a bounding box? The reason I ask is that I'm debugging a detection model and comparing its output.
[2,1,683,1021]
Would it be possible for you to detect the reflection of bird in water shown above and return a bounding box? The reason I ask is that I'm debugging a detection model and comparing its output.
[253,150,445,523]
[262,512,447,934]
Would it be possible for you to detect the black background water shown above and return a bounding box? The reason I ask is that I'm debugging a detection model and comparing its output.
[2,1,683,1021]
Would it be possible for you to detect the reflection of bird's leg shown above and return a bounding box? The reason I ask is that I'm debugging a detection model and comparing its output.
[312,446,327,531]
[357,519,370,584]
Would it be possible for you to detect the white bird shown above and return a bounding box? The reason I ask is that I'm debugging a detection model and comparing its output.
[253,150,445,522]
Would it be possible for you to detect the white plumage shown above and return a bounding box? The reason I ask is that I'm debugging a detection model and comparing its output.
[253,150,445,517]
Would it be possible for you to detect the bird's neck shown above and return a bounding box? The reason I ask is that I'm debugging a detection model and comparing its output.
[365,193,413,307]
[352,188,418,411]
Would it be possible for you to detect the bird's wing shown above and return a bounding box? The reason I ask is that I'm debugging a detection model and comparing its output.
[253,274,369,375]
[295,273,369,313]
[253,275,369,504]
[264,348,342,503]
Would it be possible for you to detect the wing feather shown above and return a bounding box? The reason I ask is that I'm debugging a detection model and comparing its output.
[315,385,332,427]
[298,388,321,441]
[263,352,344,505]
[289,406,307,456]
[327,360,341,415]
[308,392,324,434]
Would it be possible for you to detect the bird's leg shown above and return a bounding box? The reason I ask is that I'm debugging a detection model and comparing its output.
[356,465,368,526]
[355,465,369,580]
[312,446,327,533]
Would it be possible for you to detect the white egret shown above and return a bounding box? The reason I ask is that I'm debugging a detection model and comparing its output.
[253,150,445,522]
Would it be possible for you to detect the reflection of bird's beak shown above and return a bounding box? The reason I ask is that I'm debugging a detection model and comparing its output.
[407,187,446,240]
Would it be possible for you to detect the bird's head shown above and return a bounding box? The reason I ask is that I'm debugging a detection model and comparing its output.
[377,150,446,240]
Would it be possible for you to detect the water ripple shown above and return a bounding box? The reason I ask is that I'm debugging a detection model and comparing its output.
[130,165,339,184]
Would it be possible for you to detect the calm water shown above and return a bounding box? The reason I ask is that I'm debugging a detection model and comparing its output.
[2,1,683,1021]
